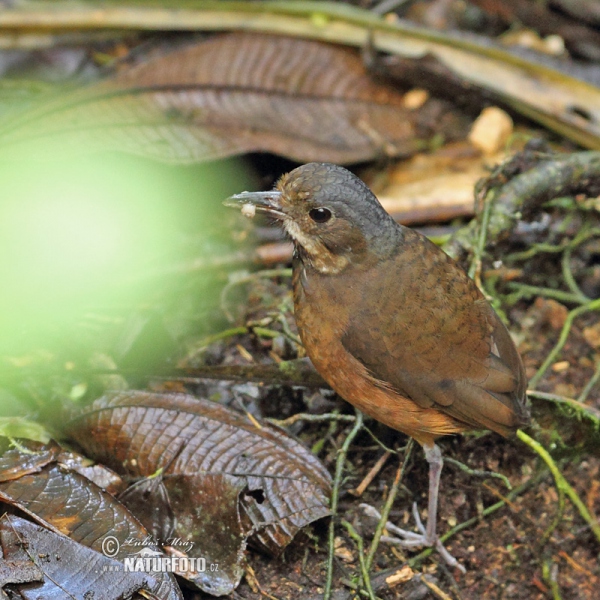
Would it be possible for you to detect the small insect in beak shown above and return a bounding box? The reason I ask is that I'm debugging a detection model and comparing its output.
[223,191,286,220]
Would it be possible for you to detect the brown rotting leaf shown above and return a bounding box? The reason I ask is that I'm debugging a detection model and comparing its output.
[65,390,332,593]
[0,515,157,600]
[0,440,182,600]
[0,32,467,164]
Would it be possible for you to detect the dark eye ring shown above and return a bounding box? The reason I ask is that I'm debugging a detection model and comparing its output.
[309,207,332,223]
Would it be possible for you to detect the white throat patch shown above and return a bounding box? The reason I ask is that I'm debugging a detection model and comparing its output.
[284,218,348,275]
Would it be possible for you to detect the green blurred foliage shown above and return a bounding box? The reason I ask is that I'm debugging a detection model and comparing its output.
[0,151,252,357]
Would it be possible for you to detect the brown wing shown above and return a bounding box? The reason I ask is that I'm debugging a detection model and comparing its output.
[341,231,529,436]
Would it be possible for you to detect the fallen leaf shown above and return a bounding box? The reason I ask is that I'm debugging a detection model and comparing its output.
[65,391,332,594]
[0,515,157,600]
[0,440,182,600]
[0,33,466,164]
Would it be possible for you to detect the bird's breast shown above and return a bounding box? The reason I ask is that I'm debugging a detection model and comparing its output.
[291,259,466,444]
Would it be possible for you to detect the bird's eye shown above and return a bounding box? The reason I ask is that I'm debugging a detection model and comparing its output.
[309,208,332,223]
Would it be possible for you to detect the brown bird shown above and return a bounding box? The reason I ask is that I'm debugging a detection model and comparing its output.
[225,163,529,569]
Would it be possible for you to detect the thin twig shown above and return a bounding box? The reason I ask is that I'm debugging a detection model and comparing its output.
[529,298,600,389]
[267,412,356,427]
[578,360,600,403]
[352,450,392,497]
[481,482,521,512]
[445,456,512,490]
[419,575,454,600]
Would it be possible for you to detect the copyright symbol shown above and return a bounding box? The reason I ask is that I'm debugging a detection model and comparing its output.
[102,536,120,558]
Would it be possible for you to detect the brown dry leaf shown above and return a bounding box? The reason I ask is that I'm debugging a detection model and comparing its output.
[0,32,467,164]
[65,391,332,592]
[0,440,61,483]
[0,440,182,600]
[116,467,248,595]
[0,515,157,600]
[0,531,44,594]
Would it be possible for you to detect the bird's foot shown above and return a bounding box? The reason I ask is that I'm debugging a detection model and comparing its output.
[360,503,466,574]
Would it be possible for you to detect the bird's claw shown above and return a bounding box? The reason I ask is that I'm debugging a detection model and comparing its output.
[380,503,428,544]
[360,503,466,574]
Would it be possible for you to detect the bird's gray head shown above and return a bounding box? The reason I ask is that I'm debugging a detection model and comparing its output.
[226,163,400,274]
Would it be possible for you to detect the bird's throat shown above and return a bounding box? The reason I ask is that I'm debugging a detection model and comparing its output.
[285,219,349,275]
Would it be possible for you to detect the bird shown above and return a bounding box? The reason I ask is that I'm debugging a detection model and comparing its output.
[225,162,529,570]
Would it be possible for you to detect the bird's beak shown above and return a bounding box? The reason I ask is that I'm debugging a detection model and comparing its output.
[223,190,286,220]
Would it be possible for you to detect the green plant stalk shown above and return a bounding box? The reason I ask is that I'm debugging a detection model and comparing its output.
[365,439,413,571]
[445,456,511,489]
[517,429,600,544]
[543,560,563,600]
[561,246,589,303]
[251,326,282,339]
[541,480,565,545]
[527,390,600,426]
[578,360,600,403]
[529,298,600,389]
[506,224,599,262]
[324,410,364,600]
[506,282,587,306]
[469,188,494,284]
[342,520,377,600]
[311,415,340,455]
[196,326,248,348]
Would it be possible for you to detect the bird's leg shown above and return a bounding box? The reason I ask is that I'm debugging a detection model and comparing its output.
[422,442,443,544]
[361,443,465,572]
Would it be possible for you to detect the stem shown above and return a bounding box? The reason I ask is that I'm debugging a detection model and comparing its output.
[324,410,364,600]
[578,360,600,403]
[529,298,600,389]
[342,520,377,600]
[561,246,590,304]
[365,439,413,571]
[469,188,494,285]
[506,282,587,306]
[517,429,600,544]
